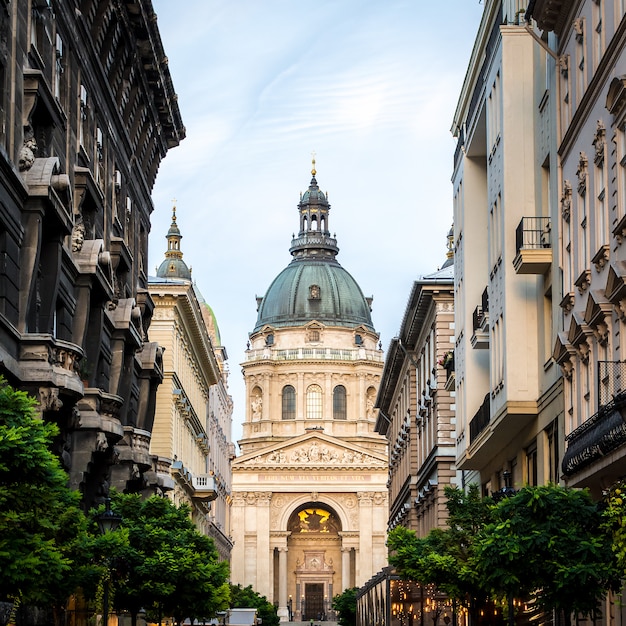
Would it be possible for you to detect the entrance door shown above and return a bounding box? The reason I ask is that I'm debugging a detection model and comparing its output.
[305,583,324,621]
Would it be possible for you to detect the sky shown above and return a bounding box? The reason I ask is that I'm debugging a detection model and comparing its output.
[148,0,484,447]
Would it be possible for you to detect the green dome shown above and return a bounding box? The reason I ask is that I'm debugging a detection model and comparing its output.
[254,258,374,332]
[253,165,374,333]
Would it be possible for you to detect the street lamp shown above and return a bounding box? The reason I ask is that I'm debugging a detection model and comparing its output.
[96,498,122,626]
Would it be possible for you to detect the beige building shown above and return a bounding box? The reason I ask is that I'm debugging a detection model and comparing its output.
[450,0,564,494]
[231,165,388,622]
[375,235,457,537]
[524,0,626,498]
[149,207,234,561]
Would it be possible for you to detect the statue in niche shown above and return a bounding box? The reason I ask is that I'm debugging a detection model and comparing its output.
[251,393,262,420]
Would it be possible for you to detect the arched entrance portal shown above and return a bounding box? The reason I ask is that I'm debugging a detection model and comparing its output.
[282,504,343,621]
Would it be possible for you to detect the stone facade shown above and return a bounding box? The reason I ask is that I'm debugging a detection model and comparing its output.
[0,0,183,510]
[451,0,563,495]
[148,208,235,561]
[231,167,388,621]
[375,239,457,537]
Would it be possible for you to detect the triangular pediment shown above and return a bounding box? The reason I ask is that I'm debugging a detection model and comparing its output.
[232,431,387,470]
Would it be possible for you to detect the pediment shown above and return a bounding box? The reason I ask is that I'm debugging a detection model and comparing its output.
[232,431,387,470]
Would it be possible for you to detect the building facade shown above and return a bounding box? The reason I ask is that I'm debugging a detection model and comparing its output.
[526,0,626,501]
[451,0,564,495]
[0,0,184,510]
[231,164,388,622]
[149,207,234,561]
[375,236,457,537]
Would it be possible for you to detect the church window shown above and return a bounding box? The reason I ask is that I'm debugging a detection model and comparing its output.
[309,284,321,300]
[333,385,347,420]
[282,385,295,420]
[306,384,323,419]
[308,329,320,342]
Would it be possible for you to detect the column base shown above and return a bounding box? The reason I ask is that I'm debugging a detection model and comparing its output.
[277,607,289,622]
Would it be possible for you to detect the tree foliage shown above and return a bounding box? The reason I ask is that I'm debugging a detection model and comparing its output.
[388,484,492,611]
[474,484,619,621]
[103,493,230,625]
[0,378,92,606]
[229,584,279,626]
[332,587,358,626]
[389,483,622,625]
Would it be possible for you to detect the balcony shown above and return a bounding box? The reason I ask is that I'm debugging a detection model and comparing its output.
[562,361,626,483]
[192,474,217,501]
[469,393,491,444]
[245,346,383,363]
[512,217,552,275]
[471,288,489,349]
[462,391,537,470]
[171,461,218,501]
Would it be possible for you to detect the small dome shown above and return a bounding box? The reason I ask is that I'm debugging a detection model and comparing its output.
[156,203,192,281]
[156,257,192,280]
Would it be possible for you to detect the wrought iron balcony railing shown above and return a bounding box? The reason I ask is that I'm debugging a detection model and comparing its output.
[562,361,626,476]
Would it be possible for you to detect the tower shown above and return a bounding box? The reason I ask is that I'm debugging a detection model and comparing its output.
[231,164,388,621]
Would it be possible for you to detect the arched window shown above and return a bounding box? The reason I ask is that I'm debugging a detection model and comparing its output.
[333,385,347,420]
[306,384,323,419]
[282,385,296,420]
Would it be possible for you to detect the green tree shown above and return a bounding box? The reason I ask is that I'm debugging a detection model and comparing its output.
[0,378,91,610]
[229,584,279,626]
[388,484,493,622]
[332,587,358,626]
[474,484,620,625]
[104,493,230,626]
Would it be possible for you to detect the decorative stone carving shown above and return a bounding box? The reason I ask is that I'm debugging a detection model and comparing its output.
[71,216,85,252]
[39,386,63,412]
[593,120,606,166]
[577,152,588,195]
[561,180,572,222]
[573,18,584,43]
[18,136,37,172]
[95,432,108,452]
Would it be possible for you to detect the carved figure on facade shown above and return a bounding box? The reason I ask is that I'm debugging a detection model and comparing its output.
[71,216,86,253]
[251,390,262,420]
[593,120,606,165]
[561,180,572,222]
[288,507,340,534]
[19,134,37,171]
[577,152,588,194]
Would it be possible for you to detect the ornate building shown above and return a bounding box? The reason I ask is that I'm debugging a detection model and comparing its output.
[375,232,457,537]
[149,207,235,561]
[450,0,563,495]
[0,0,184,509]
[231,164,388,622]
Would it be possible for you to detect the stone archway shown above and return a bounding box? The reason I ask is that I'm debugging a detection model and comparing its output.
[284,504,342,621]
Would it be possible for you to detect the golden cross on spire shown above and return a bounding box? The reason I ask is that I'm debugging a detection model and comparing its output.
[311,151,316,176]
[171,198,177,221]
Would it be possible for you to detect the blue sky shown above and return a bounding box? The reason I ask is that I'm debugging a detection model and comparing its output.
[148,0,484,446]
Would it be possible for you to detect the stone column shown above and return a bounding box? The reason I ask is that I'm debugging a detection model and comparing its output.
[277,547,289,622]
[357,492,373,586]
[256,492,273,598]
[230,492,247,585]
[341,547,351,592]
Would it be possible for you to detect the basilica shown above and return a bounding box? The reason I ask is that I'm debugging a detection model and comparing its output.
[230,164,389,621]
